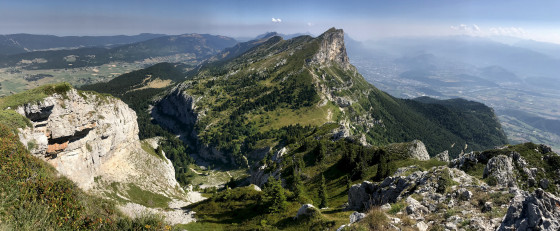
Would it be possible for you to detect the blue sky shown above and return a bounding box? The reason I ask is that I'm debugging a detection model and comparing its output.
[1,0,559,43]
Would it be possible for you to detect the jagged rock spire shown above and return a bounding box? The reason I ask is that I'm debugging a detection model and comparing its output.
[312,27,351,70]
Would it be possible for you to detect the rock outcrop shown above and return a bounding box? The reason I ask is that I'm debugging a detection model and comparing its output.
[312,28,351,70]
[386,140,430,161]
[296,204,319,219]
[152,83,234,164]
[499,189,560,231]
[483,155,516,187]
[435,150,449,162]
[349,212,366,224]
[250,147,287,187]
[407,140,430,161]
[16,89,184,199]
[347,166,471,211]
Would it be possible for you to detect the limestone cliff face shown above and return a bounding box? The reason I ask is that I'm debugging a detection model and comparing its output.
[312,28,351,70]
[16,89,183,198]
[152,83,233,164]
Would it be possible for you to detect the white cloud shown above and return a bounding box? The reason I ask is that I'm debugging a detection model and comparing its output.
[272,18,282,23]
[307,22,314,27]
[450,24,481,34]
[489,27,527,37]
[472,24,480,32]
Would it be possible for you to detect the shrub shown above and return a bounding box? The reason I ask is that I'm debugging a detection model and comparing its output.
[436,168,455,193]
[364,208,389,230]
[388,201,406,215]
[485,176,498,186]
[428,224,446,231]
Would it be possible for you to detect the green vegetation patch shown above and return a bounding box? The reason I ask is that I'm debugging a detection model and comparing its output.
[0,82,72,109]
[388,201,407,215]
[125,183,171,208]
[185,185,337,231]
[140,140,165,160]
[0,109,31,131]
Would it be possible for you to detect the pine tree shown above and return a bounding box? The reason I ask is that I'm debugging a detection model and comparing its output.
[296,155,305,172]
[264,176,287,213]
[292,167,308,202]
[346,175,351,191]
[316,140,326,163]
[319,174,328,208]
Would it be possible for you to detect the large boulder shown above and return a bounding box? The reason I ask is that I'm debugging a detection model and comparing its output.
[296,204,319,219]
[483,155,516,187]
[408,140,430,161]
[498,189,560,231]
[349,212,366,224]
[387,140,430,161]
[348,181,377,211]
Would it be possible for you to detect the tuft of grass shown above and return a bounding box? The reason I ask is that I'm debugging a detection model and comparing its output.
[362,208,390,230]
[388,201,406,215]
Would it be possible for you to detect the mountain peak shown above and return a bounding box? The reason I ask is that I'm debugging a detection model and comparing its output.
[312,27,351,70]
[256,32,280,39]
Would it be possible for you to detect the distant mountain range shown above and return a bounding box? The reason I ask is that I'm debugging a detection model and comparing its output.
[0,34,237,69]
[0,33,166,55]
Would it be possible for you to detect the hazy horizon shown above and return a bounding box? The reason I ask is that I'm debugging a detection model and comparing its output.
[1,0,560,44]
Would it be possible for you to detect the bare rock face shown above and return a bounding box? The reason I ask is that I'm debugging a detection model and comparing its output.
[387,140,430,161]
[498,189,560,231]
[483,155,516,187]
[348,167,430,211]
[407,140,430,161]
[405,197,429,220]
[16,89,184,199]
[250,147,287,187]
[152,83,233,164]
[312,28,351,70]
[347,166,476,212]
[435,150,449,162]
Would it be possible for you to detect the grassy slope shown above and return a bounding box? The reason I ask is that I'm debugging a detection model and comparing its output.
[0,82,72,109]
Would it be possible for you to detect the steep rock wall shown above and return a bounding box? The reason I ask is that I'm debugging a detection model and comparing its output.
[16,89,184,198]
[152,83,233,164]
